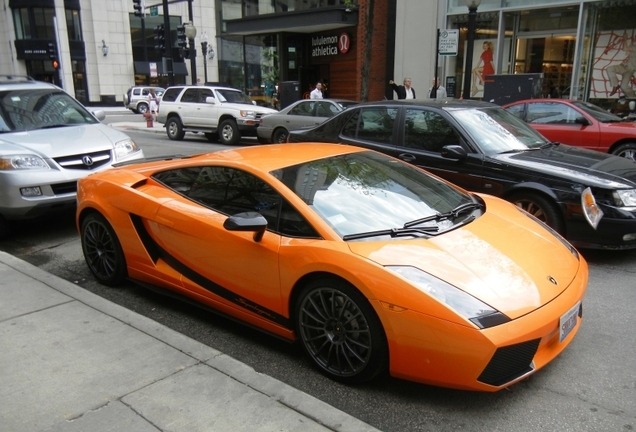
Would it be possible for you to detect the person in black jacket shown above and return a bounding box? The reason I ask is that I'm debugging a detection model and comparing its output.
[389,78,416,99]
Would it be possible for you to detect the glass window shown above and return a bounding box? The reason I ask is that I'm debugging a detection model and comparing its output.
[355,107,398,144]
[316,102,334,117]
[404,109,461,153]
[526,102,578,124]
[13,8,31,40]
[65,9,82,41]
[504,103,525,120]
[33,7,55,39]
[289,101,315,116]
[180,88,199,103]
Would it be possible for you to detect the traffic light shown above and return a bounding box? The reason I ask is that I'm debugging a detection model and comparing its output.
[51,60,59,69]
[47,42,57,60]
[133,0,144,17]
[176,23,188,57]
[154,24,166,56]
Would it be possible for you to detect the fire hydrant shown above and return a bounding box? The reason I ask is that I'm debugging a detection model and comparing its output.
[143,111,153,128]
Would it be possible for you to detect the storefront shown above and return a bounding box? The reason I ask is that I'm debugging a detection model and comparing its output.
[445,0,636,107]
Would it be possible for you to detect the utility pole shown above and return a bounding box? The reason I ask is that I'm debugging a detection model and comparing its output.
[187,0,197,85]
[162,0,174,85]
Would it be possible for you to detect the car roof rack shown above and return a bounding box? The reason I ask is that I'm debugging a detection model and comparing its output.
[0,75,37,84]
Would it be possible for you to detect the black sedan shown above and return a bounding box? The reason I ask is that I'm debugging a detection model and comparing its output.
[288,99,636,250]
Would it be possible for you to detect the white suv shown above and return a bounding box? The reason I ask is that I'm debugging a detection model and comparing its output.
[0,76,144,238]
[157,85,277,145]
[123,86,164,114]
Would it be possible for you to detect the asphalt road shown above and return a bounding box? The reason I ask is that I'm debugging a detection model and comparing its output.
[2,112,635,431]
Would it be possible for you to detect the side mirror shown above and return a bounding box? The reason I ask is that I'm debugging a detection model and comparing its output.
[574,116,591,126]
[441,145,467,160]
[92,110,106,121]
[223,212,268,242]
[205,96,216,105]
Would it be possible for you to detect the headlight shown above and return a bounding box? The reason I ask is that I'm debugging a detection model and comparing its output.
[614,189,636,210]
[387,266,510,329]
[581,187,603,229]
[113,138,140,159]
[0,155,50,170]
[240,110,256,118]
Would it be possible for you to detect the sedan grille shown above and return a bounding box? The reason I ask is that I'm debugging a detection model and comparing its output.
[477,339,540,387]
[53,150,112,170]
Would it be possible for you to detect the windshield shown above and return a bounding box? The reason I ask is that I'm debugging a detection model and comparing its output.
[448,106,548,154]
[571,100,622,122]
[0,89,98,133]
[275,151,475,239]
[215,89,254,105]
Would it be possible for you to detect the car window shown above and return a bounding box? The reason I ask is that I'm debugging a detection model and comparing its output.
[133,89,141,96]
[343,107,398,144]
[316,102,335,117]
[152,167,318,238]
[198,88,214,103]
[526,102,579,124]
[289,101,314,117]
[161,87,182,102]
[404,109,461,153]
[505,104,525,120]
[181,88,199,103]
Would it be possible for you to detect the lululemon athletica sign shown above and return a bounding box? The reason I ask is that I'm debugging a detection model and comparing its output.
[312,32,350,57]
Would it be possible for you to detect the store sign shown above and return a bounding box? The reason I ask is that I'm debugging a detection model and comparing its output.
[439,29,459,56]
[312,32,350,57]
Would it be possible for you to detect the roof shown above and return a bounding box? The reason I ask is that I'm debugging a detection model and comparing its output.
[359,99,497,109]
[0,75,58,90]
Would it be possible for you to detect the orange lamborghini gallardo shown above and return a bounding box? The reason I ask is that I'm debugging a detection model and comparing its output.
[76,143,587,391]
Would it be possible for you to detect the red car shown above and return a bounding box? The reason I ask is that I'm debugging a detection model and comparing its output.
[504,99,636,161]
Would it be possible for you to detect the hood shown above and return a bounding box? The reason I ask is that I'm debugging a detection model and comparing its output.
[347,204,580,320]
[496,144,636,188]
[0,123,128,158]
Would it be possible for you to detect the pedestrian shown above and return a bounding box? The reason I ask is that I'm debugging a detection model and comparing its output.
[428,78,447,100]
[310,82,324,99]
[389,78,416,99]
[148,89,159,121]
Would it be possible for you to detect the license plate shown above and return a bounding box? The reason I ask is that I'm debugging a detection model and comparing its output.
[559,302,580,342]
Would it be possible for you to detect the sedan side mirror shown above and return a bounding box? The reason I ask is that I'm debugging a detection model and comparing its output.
[223,212,268,242]
[441,145,467,160]
[574,116,591,126]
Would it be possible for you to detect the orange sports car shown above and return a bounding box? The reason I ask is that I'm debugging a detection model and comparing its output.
[76,143,587,391]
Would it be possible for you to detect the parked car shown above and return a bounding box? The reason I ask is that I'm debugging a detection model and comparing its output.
[257,99,357,144]
[503,98,636,160]
[77,143,587,391]
[0,75,144,238]
[288,99,636,250]
[157,85,277,145]
[123,86,165,114]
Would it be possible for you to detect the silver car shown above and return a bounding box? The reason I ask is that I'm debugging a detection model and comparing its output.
[257,98,357,143]
[0,76,144,238]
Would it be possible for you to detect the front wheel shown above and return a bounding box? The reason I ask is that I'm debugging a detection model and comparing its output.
[218,119,240,145]
[81,213,127,287]
[272,128,289,144]
[612,142,636,161]
[294,277,388,384]
[166,117,185,141]
[509,192,564,234]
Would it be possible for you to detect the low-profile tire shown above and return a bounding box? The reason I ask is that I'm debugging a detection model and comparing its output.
[137,103,149,114]
[81,213,127,287]
[272,128,289,144]
[166,117,185,141]
[205,132,219,143]
[509,192,564,234]
[294,277,388,384]
[612,142,636,161]
[218,119,240,145]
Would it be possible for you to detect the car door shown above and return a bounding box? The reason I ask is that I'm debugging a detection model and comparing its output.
[525,102,601,150]
[150,166,284,318]
[191,88,218,128]
[177,88,199,126]
[285,100,323,130]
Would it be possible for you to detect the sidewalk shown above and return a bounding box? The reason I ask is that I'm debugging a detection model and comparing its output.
[0,251,379,432]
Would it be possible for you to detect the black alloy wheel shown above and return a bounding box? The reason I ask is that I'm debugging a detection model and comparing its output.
[294,277,388,384]
[81,213,127,287]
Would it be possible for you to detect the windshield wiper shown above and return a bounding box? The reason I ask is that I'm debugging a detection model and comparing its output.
[540,141,560,149]
[38,124,76,130]
[342,226,439,241]
[404,202,483,228]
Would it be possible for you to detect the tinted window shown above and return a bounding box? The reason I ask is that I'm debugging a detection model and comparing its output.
[505,103,525,120]
[342,107,398,144]
[161,87,182,102]
[153,167,318,238]
[404,109,460,153]
[526,102,579,124]
[289,101,314,116]
[181,89,199,103]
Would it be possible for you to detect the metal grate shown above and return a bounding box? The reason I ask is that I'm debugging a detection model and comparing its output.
[51,181,78,195]
[477,338,540,387]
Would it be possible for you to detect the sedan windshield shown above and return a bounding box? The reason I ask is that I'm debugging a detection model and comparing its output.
[0,89,98,133]
[448,106,548,154]
[275,151,476,239]
[571,100,623,122]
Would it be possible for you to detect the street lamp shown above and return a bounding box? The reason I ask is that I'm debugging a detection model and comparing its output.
[200,31,208,84]
[461,0,481,99]
[184,22,197,85]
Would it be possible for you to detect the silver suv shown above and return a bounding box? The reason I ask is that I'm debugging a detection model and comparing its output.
[123,86,164,114]
[157,85,277,145]
[0,75,144,238]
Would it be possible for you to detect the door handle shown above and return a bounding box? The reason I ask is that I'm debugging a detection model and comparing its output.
[399,153,416,162]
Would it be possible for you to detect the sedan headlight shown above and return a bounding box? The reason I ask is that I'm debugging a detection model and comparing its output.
[0,155,50,170]
[614,189,636,210]
[581,187,603,229]
[113,138,140,159]
[387,266,510,329]
[240,110,256,118]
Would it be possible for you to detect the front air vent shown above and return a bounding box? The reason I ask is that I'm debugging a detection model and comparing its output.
[477,338,540,387]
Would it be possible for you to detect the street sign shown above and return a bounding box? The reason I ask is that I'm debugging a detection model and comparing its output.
[150,62,157,78]
[439,29,459,56]
[150,6,158,16]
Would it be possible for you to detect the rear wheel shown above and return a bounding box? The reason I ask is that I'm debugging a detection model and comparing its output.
[612,142,636,161]
[166,117,185,140]
[509,192,564,234]
[294,277,388,384]
[219,119,240,145]
[137,103,149,114]
[80,213,127,287]
[272,128,289,144]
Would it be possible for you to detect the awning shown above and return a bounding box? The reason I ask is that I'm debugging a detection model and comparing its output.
[134,61,189,76]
